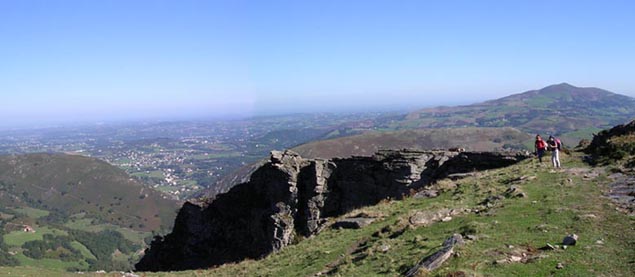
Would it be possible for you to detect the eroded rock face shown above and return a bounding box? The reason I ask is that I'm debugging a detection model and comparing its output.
[136,149,528,271]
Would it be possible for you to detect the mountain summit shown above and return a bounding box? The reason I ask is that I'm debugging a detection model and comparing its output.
[404,83,635,142]
[489,83,631,104]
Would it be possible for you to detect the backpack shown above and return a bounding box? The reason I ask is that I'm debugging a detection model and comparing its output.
[555,138,562,150]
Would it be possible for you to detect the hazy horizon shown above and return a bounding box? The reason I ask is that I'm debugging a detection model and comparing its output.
[2,1,635,127]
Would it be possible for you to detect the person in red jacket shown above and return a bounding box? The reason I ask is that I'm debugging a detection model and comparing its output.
[534,134,546,163]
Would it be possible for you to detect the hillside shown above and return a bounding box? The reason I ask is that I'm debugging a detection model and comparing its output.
[133,121,635,276]
[293,127,531,159]
[143,151,634,276]
[402,83,635,144]
[2,124,635,275]
[0,153,179,271]
[0,153,177,232]
[4,151,634,276]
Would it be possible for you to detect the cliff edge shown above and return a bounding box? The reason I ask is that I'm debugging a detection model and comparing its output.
[136,149,529,271]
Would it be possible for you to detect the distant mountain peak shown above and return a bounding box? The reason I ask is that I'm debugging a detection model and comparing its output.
[543,82,577,89]
[404,83,635,141]
[528,83,622,99]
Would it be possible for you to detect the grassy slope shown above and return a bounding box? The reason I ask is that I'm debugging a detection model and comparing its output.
[156,153,634,276]
[0,153,179,272]
[3,227,68,247]
[3,153,634,276]
[0,153,178,232]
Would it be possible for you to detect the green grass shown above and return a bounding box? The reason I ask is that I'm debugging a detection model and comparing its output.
[153,186,180,193]
[3,227,68,247]
[524,95,554,106]
[115,227,150,244]
[0,153,179,233]
[147,154,635,276]
[0,212,14,220]
[11,207,50,218]
[70,241,97,260]
[112,157,133,164]
[64,218,103,232]
[131,170,165,179]
[190,152,242,160]
[178,179,198,187]
[64,218,150,244]
[13,253,87,271]
[0,266,73,277]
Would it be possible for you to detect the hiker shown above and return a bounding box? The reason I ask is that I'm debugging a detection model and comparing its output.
[534,134,546,163]
[547,135,561,168]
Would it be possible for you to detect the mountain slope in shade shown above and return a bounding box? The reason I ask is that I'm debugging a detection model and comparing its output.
[403,83,635,142]
[0,153,178,231]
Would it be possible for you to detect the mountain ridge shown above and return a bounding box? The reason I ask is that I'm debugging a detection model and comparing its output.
[402,83,635,142]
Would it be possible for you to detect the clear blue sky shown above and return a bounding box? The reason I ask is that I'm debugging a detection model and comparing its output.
[1,0,634,126]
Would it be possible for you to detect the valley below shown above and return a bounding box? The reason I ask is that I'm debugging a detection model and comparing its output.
[1,83,635,275]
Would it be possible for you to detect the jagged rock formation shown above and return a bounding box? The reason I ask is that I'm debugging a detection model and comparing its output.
[136,149,529,271]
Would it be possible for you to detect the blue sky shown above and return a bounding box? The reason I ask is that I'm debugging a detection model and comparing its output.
[1,0,634,126]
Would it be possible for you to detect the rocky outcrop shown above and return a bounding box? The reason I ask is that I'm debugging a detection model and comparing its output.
[136,149,529,271]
